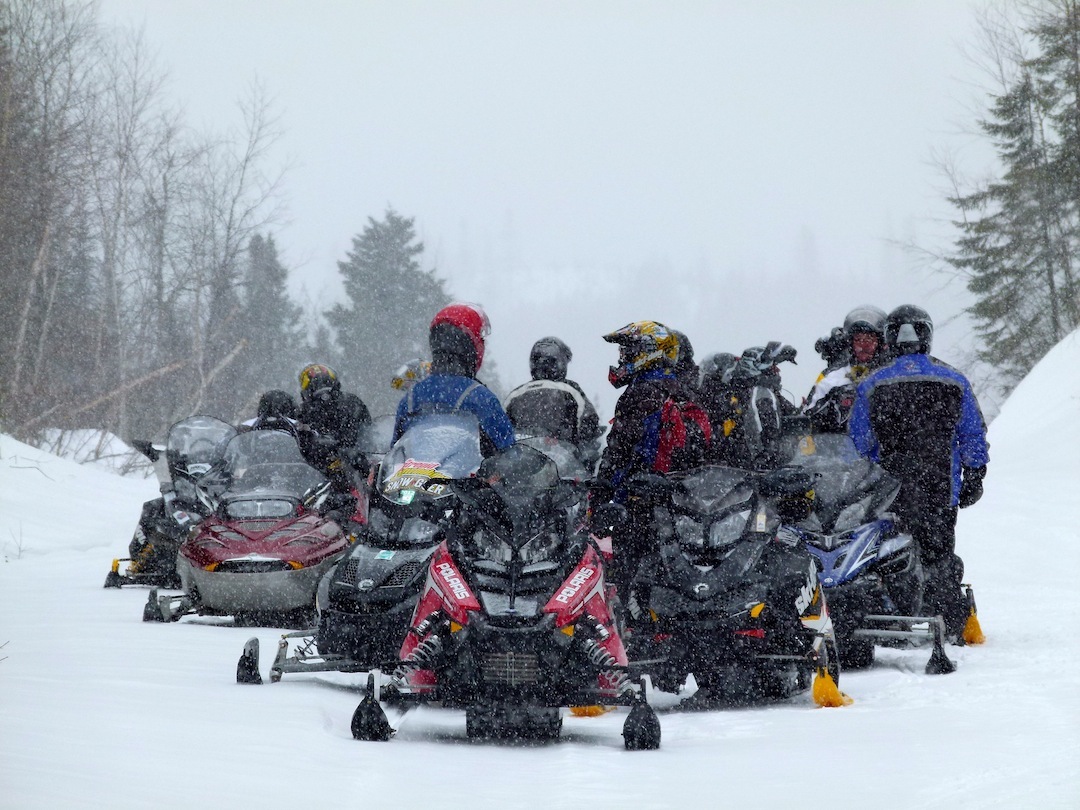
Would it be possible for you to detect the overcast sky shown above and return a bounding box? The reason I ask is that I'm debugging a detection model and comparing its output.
[98,0,997,415]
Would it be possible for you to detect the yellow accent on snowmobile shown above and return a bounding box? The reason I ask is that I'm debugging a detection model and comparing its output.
[812,668,853,708]
[286,560,303,570]
[570,705,615,717]
[110,559,121,574]
[750,602,765,618]
[204,562,219,572]
[450,621,463,633]
[722,419,736,438]
[963,611,985,645]
[560,625,574,636]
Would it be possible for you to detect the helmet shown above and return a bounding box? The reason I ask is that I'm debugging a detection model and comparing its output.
[699,352,738,388]
[530,336,572,382]
[430,302,491,375]
[391,358,431,391]
[814,326,849,366]
[843,305,887,338]
[671,329,698,383]
[884,304,933,355]
[257,389,298,420]
[603,321,678,388]
[298,363,341,404]
[731,342,796,385]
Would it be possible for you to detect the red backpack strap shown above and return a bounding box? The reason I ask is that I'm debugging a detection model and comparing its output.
[654,397,684,473]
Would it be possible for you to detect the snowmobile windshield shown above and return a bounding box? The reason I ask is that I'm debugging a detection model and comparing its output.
[357,414,396,457]
[784,433,897,532]
[166,416,237,475]
[464,445,580,565]
[514,435,588,482]
[220,430,327,502]
[379,413,483,505]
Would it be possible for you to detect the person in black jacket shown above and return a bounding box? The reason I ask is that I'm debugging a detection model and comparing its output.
[295,363,373,524]
[849,305,989,642]
[503,336,603,469]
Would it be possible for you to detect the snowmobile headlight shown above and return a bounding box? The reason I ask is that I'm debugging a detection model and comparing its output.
[285,536,317,546]
[708,509,751,548]
[674,514,704,548]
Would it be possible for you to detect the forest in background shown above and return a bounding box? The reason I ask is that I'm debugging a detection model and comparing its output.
[2,0,1078,449]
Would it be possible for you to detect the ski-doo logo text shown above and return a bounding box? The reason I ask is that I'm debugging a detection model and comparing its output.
[795,564,819,614]
[437,562,470,601]
[555,567,595,604]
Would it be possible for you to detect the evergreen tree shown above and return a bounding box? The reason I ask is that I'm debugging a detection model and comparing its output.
[231,233,306,416]
[947,2,1080,394]
[327,209,450,413]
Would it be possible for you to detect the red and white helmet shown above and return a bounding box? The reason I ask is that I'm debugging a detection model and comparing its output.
[430,302,491,372]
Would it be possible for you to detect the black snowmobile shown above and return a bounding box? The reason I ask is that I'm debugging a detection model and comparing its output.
[105,415,237,589]
[237,413,483,685]
[623,464,847,708]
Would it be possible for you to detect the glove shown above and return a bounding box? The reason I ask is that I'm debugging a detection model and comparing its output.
[958,465,986,509]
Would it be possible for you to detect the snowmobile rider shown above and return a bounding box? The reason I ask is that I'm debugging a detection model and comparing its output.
[848,304,989,643]
[594,321,711,594]
[239,389,299,431]
[802,305,888,433]
[704,343,796,470]
[295,363,373,525]
[391,358,432,392]
[503,336,604,469]
[393,302,514,457]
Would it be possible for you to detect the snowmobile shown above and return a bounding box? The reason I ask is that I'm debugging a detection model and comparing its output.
[105,415,238,589]
[144,428,353,626]
[347,443,661,749]
[237,413,485,684]
[623,464,847,708]
[779,431,971,674]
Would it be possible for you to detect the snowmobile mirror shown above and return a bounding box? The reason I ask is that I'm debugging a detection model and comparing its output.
[132,439,159,463]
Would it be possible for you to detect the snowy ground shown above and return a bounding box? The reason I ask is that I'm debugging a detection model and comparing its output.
[2,334,1078,810]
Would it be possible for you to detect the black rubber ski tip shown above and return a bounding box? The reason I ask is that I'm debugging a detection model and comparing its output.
[103,571,122,589]
[237,638,262,684]
[623,699,661,750]
[925,642,956,675]
[142,589,164,622]
[351,674,395,741]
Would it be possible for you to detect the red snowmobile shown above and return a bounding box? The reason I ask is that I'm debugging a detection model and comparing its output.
[349,443,661,749]
[144,428,356,626]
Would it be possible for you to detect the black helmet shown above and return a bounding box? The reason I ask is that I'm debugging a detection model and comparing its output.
[814,326,849,366]
[843,305,887,338]
[529,336,572,382]
[699,352,738,387]
[671,329,698,383]
[884,305,933,355]
[298,363,341,404]
[257,390,298,420]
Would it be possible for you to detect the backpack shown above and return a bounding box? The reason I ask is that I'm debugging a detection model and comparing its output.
[655,397,713,474]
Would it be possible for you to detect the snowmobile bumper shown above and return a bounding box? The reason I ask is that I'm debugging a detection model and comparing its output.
[177,554,340,615]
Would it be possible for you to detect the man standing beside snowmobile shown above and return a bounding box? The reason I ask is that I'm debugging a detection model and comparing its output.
[595,322,710,594]
[802,305,888,433]
[503,336,603,469]
[295,363,373,524]
[848,305,989,643]
[393,302,514,457]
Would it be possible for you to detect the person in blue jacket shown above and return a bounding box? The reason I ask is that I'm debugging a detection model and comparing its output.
[848,305,989,642]
[394,302,514,457]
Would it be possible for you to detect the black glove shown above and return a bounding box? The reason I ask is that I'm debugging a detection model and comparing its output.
[958,465,986,509]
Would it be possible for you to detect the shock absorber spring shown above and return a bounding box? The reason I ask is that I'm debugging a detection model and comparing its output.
[582,637,617,668]
[392,633,443,683]
[582,637,632,697]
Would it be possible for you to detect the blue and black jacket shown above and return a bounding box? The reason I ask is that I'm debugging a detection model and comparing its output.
[394,373,515,456]
[849,353,989,507]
